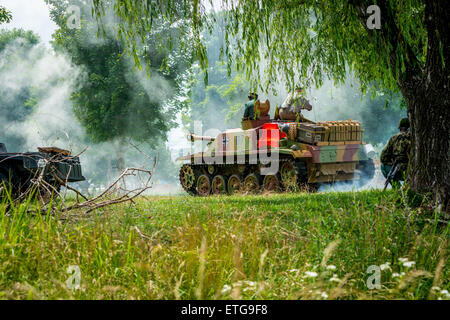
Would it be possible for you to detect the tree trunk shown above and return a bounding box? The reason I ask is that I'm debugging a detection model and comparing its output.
[114,137,127,192]
[401,83,450,211]
[400,0,450,211]
[115,137,126,173]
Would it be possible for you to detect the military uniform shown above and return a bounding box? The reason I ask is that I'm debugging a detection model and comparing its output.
[380,130,411,181]
[243,100,256,120]
[279,91,313,121]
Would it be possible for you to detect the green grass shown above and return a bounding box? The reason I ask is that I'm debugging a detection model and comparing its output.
[0,189,448,300]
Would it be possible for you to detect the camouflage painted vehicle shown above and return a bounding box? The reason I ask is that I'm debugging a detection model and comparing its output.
[178,107,376,196]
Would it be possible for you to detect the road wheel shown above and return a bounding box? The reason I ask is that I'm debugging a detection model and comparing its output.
[227,175,242,195]
[207,165,215,176]
[180,164,196,193]
[262,174,280,192]
[211,175,227,195]
[280,160,298,191]
[196,174,211,197]
[243,174,260,194]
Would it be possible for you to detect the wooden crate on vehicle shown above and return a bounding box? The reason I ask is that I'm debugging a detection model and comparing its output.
[315,120,363,143]
[297,123,328,144]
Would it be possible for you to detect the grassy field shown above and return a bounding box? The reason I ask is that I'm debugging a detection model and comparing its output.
[0,189,448,300]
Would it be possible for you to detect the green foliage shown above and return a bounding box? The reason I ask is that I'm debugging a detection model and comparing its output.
[309,80,406,146]
[185,63,249,131]
[46,0,190,148]
[360,93,406,146]
[0,29,42,151]
[91,0,431,94]
[182,17,251,131]
[0,5,12,25]
[0,29,40,52]
[0,190,448,299]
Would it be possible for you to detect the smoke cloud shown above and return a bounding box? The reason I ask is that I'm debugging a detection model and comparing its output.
[0,31,182,195]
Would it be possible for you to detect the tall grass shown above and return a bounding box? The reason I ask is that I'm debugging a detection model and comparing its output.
[0,189,448,300]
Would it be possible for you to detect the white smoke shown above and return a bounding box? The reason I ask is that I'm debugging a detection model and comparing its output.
[0,37,85,151]
[0,33,181,194]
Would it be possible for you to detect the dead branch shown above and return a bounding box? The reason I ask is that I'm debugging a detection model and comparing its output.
[2,142,157,217]
[59,160,157,215]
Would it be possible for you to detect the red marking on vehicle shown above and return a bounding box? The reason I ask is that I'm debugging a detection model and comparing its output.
[258,123,287,149]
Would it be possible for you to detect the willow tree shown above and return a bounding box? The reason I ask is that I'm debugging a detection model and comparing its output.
[0,6,12,24]
[92,0,449,208]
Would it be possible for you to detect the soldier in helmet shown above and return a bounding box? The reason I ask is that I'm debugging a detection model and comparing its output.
[380,117,411,182]
[243,92,258,120]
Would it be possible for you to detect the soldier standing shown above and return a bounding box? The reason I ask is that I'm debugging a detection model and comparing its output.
[243,92,258,120]
[380,117,411,183]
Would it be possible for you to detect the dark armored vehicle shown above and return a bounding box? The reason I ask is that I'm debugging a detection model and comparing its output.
[0,143,85,198]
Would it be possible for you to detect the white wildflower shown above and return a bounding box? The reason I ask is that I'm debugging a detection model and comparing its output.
[431,286,440,291]
[321,292,329,299]
[221,285,232,294]
[392,273,401,278]
[305,271,318,278]
[380,262,391,271]
[403,261,416,268]
[440,290,450,298]
[326,265,337,271]
[398,257,409,263]
[329,274,341,282]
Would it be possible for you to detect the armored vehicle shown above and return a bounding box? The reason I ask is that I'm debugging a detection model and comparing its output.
[178,102,376,196]
[0,143,85,199]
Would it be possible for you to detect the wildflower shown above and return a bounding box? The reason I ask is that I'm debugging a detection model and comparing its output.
[392,273,401,278]
[380,262,391,271]
[431,286,441,291]
[403,261,416,268]
[440,290,450,298]
[326,265,337,271]
[221,285,232,294]
[305,271,318,278]
[398,257,409,263]
[329,274,341,282]
[321,292,329,299]
[243,281,256,288]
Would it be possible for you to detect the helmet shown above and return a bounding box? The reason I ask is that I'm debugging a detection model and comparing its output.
[248,92,258,100]
[399,117,410,129]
